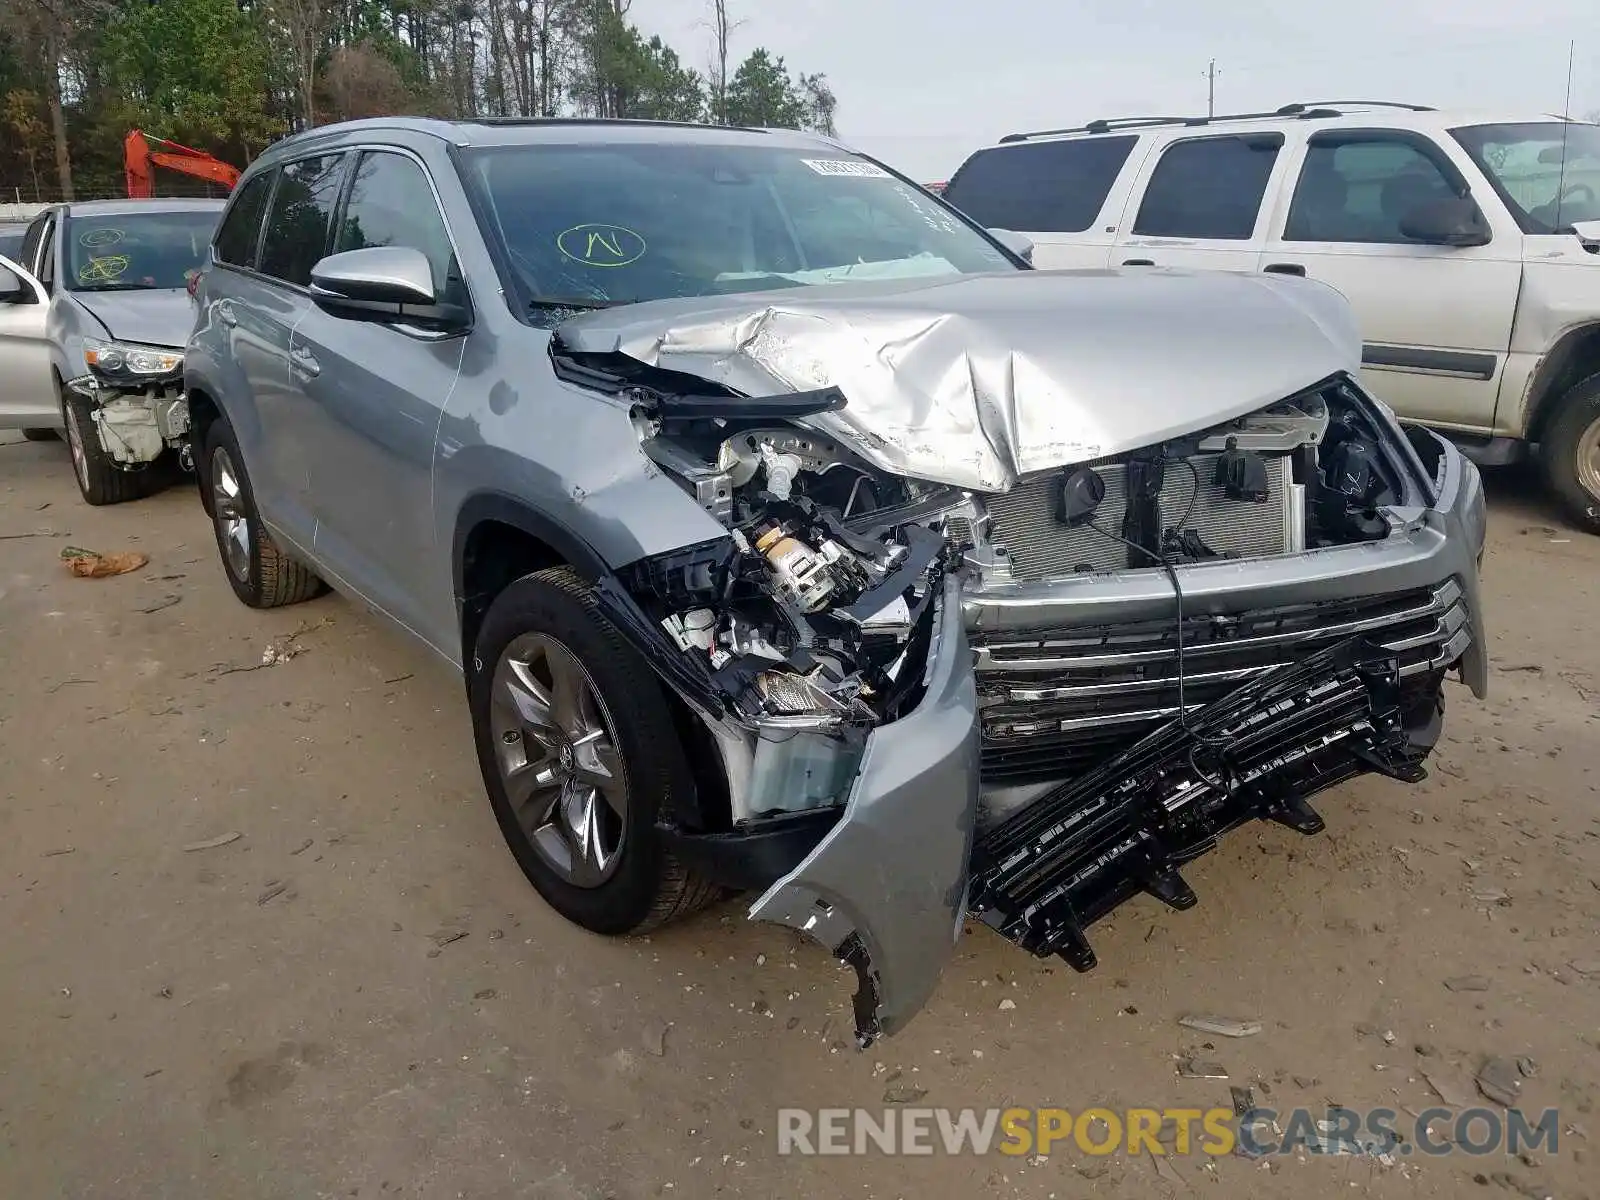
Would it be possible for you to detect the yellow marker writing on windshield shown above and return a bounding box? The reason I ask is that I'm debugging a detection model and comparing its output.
[556,224,646,267]
[77,255,129,284]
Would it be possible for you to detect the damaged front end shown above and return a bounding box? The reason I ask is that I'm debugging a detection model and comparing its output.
[561,344,982,1047]
[67,339,191,470]
[553,272,1488,1050]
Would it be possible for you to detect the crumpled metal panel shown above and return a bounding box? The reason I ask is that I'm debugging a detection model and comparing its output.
[557,269,1362,492]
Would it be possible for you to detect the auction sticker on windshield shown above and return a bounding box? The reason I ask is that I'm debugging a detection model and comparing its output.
[802,159,891,179]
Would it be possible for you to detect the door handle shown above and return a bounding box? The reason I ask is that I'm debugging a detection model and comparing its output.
[289,345,320,378]
[1122,258,1155,267]
[216,300,238,327]
[1263,262,1306,276]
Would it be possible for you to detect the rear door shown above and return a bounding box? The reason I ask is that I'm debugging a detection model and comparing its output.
[232,154,348,546]
[1257,129,1522,433]
[942,136,1145,269]
[0,254,57,428]
[1112,132,1288,272]
[294,148,468,648]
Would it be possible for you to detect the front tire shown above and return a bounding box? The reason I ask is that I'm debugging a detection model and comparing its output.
[203,417,326,608]
[1542,373,1600,535]
[61,385,157,506]
[469,567,719,935]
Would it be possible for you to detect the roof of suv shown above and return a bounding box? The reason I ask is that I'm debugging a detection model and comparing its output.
[256,116,846,165]
[989,102,1584,147]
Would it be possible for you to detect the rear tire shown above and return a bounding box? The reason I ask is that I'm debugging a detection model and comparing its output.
[61,385,157,506]
[203,416,326,608]
[1541,373,1600,535]
[21,427,58,442]
[469,567,720,935]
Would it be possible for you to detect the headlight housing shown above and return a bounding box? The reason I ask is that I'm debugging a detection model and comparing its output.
[83,337,183,382]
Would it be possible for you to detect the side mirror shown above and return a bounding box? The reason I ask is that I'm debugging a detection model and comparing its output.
[989,228,1035,264]
[309,246,467,331]
[1399,196,1491,248]
[0,263,26,303]
[1569,219,1600,250]
[311,246,437,312]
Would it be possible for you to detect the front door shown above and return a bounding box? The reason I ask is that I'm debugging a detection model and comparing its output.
[297,149,468,651]
[0,255,57,429]
[1257,130,1522,433]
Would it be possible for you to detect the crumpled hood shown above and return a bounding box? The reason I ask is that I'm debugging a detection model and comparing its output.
[72,289,193,349]
[558,269,1362,492]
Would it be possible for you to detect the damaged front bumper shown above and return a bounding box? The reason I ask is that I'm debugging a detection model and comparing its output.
[748,574,979,1045]
[741,429,1486,1047]
[65,375,190,468]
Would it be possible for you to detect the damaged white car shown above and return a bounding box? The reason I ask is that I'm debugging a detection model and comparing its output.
[183,119,1488,1048]
[0,199,221,504]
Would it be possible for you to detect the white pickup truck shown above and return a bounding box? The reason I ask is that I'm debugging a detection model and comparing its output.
[944,102,1600,532]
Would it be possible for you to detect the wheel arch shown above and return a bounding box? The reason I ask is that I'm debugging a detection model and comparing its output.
[186,385,221,516]
[1526,322,1600,444]
[452,493,731,833]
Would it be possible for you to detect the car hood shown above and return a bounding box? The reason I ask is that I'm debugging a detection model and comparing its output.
[557,269,1362,492]
[71,289,193,349]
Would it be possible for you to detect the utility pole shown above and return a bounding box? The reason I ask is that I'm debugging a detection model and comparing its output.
[1204,59,1220,117]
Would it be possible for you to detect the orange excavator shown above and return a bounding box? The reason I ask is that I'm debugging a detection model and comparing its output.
[124,130,241,199]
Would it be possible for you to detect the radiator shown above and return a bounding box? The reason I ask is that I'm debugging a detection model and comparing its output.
[984,455,1299,582]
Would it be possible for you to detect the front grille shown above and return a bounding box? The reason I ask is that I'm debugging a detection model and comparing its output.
[973,579,1471,785]
[984,456,1296,581]
[970,636,1437,968]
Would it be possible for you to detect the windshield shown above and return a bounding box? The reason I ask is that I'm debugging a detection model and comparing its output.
[464,142,1016,320]
[65,210,218,292]
[1452,122,1600,233]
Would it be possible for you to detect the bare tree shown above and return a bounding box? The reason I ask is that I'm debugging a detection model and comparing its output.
[264,0,333,126]
[320,43,412,123]
[705,0,743,124]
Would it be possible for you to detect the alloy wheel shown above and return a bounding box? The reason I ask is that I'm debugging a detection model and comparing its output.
[489,632,628,888]
[1577,414,1600,503]
[210,446,252,582]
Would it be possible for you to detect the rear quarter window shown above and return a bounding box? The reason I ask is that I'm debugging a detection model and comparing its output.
[943,136,1138,233]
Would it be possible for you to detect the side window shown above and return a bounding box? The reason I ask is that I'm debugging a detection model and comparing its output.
[258,154,347,286]
[1285,136,1459,244]
[1132,134,1283,240]
[334,151,460,301]
[943,137,1138,233]
[214,171,275,269]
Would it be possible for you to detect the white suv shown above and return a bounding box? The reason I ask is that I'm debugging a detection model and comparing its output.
[945,101,1600,532]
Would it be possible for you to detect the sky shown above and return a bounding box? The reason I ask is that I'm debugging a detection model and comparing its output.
[631,0,1599,181]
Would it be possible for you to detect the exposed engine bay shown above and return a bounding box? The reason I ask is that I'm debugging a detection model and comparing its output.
[601,356,1421,795]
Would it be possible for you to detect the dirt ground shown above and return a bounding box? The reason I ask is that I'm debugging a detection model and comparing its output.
[2,428,1597,1200]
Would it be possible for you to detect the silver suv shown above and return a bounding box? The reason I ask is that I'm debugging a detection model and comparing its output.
[187,117,1488,1045]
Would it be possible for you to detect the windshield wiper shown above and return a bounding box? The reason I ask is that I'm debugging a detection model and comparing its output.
[528,296,618,313]
[74,282,163,293]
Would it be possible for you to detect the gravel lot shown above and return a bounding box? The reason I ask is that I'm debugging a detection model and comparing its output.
[3,428,1598,1200]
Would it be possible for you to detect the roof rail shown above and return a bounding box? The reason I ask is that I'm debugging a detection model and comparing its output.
[996,100,1436,144]
[1287,100,1435,113]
